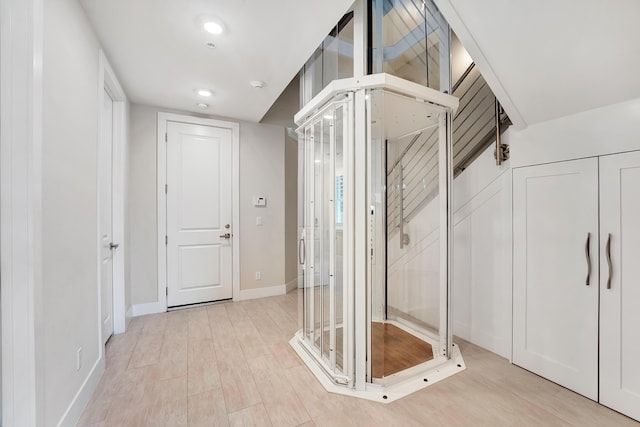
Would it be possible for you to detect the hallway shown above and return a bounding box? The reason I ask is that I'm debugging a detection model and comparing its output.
[78,291,638,426]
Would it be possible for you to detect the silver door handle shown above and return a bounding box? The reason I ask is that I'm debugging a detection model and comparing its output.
[298,238,306,265]
[219,233,231,239]
[606,233,612,290]
[584,233,591,286]
[109,242,119,250]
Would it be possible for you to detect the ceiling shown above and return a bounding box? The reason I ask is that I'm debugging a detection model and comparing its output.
[435,0,640,127]
[80,0,353,122]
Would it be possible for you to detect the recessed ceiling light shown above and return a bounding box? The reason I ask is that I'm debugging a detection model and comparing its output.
[250,80,266,89]
[323,114,333,120]
[197,103,209,109]
[197,89,213,97]
[203,21,224,35]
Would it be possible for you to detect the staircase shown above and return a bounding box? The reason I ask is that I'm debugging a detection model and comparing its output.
[452,62,511,174]
[386,61,511,238]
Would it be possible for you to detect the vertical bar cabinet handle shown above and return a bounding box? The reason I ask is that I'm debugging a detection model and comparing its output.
[584,232,591,286]
[606,233,612,289]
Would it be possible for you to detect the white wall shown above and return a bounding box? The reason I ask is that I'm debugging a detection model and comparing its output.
[128,104,289,306]
[452,144,512,359]
[451,32,473,83]
[41,0,126,424]
[124,118,133,317]
[261,77,299,290]
[510,96,640,168]
[239,121,286,292]
[284,133,299,287]
[129,105,160,304]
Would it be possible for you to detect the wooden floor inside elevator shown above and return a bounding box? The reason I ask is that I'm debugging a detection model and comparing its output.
[371,322,434,378]
[317,321,434,378]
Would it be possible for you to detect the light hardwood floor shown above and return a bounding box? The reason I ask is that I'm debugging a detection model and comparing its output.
[371,322,433,378]
[79,291,639,426]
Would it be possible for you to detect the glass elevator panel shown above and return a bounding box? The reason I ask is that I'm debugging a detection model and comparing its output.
[294,75,458,399]
[301,13,355,106]
[371,0,451,92]
[300,95,352,380]
[368,89,446,382]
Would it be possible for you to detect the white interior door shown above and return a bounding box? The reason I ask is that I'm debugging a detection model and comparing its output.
[512,158,599,400]
[599,150,640,421]
[166,121,233,307]
[99,89,114,344]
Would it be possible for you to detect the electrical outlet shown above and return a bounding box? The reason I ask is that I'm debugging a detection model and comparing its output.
[76,347,83,371]
[255,271,261,280]
[256,216,263,226]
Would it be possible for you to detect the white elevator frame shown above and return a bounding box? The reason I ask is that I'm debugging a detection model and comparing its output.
[290,73,465,403]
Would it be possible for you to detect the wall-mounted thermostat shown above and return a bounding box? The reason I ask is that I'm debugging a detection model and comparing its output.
[253,196,266,207]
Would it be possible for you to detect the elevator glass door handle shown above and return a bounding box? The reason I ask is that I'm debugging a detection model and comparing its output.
[299,238,306,265]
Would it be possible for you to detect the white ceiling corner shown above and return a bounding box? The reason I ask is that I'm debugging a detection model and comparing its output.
[436,0,640,127]
[80,0,353,122]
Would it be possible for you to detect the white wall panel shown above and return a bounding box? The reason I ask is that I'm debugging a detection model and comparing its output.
[509,97,640,168]
[42,0,109,423]
[452,216,471,341]
[452,145,512,358]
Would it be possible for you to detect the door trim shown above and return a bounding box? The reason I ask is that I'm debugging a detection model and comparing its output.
[157,112,240,310]
[97,50,128,345]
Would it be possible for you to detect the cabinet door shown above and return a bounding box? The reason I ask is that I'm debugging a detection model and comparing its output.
[599,151,640,421]
[513,158,599,400]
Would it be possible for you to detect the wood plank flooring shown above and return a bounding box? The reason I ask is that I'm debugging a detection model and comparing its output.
[371,322,434,378]
[79,290,639,426]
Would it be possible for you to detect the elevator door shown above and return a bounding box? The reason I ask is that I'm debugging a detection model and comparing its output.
[300,98,351,383]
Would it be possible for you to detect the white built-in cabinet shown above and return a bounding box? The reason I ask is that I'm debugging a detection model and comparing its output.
[513,151,640,421]
[513,157,599,399]
[599,151,640,420]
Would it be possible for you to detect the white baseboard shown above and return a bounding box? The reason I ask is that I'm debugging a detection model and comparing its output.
[452,320,471,343]
[286,277,298,293]
[239,284,286,301]
[57,355,105,427]
[131,301,166,317]
[470,328,510,360]
[125,305,134,329]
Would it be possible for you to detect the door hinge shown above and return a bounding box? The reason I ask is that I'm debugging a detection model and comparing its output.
[166,287,168,296]
[165,184,168,194]
[165,133,168,143]
[165,235,168,245]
